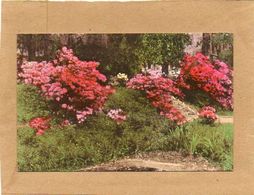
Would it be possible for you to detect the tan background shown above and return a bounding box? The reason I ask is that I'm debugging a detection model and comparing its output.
[1,1,254,194]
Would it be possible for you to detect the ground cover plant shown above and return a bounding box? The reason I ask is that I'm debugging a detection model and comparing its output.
[17,85,233,171]
[17,34,233,172]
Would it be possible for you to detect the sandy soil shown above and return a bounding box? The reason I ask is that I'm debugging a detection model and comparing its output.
[81,151,221,172]
[217,116,233,123]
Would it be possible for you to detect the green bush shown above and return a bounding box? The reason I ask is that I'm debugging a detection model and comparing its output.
[161,122,233,170]
[17,85,233,171]
[17,84,50,123]
[17,87,171,171]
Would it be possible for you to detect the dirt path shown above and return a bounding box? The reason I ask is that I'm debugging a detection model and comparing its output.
[81,151,221,172]
[217,116,233,123]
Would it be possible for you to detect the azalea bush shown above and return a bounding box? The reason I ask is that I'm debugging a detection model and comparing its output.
[127,68,186,125]
[177,53,233,110]
[29,117,51,135]
[19,47,114,124]
[198,106,218,124]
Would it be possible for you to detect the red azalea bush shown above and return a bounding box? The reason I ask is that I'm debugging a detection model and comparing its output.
[127,68,186,125]
[177,53,233,110]
[198,106,218,124]
[29,117,51,135]
[19,47,114,123]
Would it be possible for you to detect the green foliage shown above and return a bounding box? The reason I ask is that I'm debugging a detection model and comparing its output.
[18,34,191,77]
[17,86,233,171]
[161,122,233,170]
[211,33,233,67]
[182,89,233,113]
[217,110,233,116]
[135,34,191,70]
[201,33,233,67]
[17,87,171,171]
[99,35,141,77]
[17,84,50,123]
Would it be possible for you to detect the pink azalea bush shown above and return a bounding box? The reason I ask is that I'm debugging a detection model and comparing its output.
[107,109,127,124]
[127,68,186,125]
[29,117,51,136]
[19,47,114,124]
[198,106,218,124]
[177,53,233,109]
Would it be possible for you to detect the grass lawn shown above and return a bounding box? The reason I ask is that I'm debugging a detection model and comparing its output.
[217,110,233,116]
[17,84,233,171]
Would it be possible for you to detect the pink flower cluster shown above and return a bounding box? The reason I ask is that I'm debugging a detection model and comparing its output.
[29,117,51,136]
[76,108,93,123]
[177,53,233,109]
[142,66,164,79]
[198,106,218,124]
[127,69,186,125]
[107,109,127,124]
[61,119,71,126]
[19,47,114,123]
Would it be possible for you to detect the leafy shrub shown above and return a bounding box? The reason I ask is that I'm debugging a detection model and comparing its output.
[177,53,233,110]
[18,87,172,171]
[17,86,233,171]
[198,106,218,124]
[29,117,51,135]
[17,84,50,123]
[161,122,233,170]
[18,47,114,124]
[127,68,186,125]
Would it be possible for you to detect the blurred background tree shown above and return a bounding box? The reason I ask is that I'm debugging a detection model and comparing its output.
[135,34,191,74]
[17,33,233,77]
[201,33,233,67]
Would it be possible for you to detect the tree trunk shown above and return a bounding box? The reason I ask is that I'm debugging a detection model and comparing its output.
[26,35,36,60]
[201,33,210,56]
[162,64,169,75]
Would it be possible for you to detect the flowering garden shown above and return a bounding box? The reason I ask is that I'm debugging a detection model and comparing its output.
[17,34,233,171]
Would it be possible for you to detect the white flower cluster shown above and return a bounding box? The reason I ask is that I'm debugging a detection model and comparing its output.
[116,73,128,81]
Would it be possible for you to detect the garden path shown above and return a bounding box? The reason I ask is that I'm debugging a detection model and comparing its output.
[81,151,220,172]
[171,97,199,122]
[171,96,233,124]
[217,116,233,123]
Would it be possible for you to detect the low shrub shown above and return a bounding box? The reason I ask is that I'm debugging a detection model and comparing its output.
[17,83,233,171]
[17,84,50,123]
[198,106,218,124]
[127,68,186,125]
[29,117,51,135]
[18,47,114,124]
[161,122,233,170]
[17,87,171,171]
[177,53,233,110]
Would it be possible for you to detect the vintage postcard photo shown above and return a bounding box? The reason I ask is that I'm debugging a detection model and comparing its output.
[17,33,233,172]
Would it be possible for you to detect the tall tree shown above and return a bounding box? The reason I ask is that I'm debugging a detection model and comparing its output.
[136,34,191,74]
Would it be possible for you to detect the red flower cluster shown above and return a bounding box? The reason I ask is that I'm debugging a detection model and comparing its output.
[177,53,233,109]
[127,70,186,125]
[29,117,51,136]
[198,106,218,124]
[19,47,114,123]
